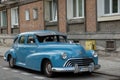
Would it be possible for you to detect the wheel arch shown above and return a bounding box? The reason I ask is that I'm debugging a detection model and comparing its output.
[41,58,51,72]
[6,51,16,62]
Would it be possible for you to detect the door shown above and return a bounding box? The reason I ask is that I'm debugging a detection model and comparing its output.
[22,35,37,63]
[15,35,26,63]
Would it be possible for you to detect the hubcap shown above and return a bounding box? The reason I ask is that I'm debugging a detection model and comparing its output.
[10,58,14,67]
[46,63,52,74]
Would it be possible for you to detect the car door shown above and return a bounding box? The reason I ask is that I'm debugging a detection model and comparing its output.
[14,35,27,64]
[23,35,38,63]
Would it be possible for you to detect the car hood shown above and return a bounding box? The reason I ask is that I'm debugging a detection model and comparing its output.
[38,43,88,58]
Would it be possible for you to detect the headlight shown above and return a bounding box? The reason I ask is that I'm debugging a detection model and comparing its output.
[92,51,98,57]
[61,52,67,59]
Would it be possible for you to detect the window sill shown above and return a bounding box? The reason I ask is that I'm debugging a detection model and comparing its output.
[33,18,38,20]
[98,14,120,22]
[67,18,84,24]
[106,48,115,51]
[45,21,58,26]
[0,26,7,29]
[12,25,19,29]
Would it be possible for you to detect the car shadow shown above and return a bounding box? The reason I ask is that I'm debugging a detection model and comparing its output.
[8,66,99,79]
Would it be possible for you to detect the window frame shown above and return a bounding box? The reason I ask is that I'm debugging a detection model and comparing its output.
[73,0,84,18]
[19,36,26,44]
[106,40,116,50]
[27,35,36,44]
[67,0,84,19]
[49,0,57,21]
[25,9,30,21]
[11,7,19,28]
[104,0,120,15]
[33,8,38,20]
[0,10,7,27]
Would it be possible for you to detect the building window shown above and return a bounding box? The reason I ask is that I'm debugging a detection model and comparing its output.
[106,40,115,50]
[73,0,83,17]
[50,0,57,21]
[33,8,38,20]
[11,7,19,28]
[67,0,84,19]
[45,0,57,21]
[104,0,119,15]
[25,10,30,21]
[0,10,7,27]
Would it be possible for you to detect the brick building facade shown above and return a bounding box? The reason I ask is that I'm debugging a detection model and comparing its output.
[0,0,120,52]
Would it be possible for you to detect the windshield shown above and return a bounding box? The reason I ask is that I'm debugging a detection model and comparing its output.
[36,35,67,43]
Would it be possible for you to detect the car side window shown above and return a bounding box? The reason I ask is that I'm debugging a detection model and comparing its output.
[19,36,26,44]
[58,36,66,43]
[27,35,35,44]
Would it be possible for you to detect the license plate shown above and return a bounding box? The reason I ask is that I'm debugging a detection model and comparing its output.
[80,67,88,71]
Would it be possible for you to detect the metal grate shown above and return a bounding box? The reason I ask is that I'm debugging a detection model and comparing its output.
[64,58,93,67]
[106,40,115,50]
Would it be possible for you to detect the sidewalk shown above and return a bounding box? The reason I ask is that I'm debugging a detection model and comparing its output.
[95,57,120,77]
[0,46,120,77]
[0,46,10,57]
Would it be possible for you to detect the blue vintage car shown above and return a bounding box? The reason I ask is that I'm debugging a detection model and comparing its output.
[4,30,100,77]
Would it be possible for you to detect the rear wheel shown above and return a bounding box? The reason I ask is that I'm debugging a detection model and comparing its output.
[8,56,15,68]
[43,60,54,77]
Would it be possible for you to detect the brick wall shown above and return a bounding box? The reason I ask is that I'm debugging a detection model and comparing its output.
[68,23,85,33]
[7,9,11,34]
[19,1,44,32]
[98,21,120,32]
[58,0,67,33]
[85,0,97,32]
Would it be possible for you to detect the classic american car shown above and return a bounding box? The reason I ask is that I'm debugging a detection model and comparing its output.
[4,30,100,77]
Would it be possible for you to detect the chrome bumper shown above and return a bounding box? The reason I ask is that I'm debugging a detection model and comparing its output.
[52,64,101,73]
[4,57,7,61]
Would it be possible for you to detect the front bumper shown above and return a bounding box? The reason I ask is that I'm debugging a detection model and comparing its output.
[52,64,101,73]
[4,57,7,61]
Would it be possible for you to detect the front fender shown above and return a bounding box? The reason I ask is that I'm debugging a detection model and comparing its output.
[25,51,66,71]
[86,50,98,65]
[4,49,16,61]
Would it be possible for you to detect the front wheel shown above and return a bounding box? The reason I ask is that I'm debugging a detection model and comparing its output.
[43,60,54,77]
[8,56,15,68]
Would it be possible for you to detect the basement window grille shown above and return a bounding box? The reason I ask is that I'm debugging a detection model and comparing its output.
[106,40,115,50]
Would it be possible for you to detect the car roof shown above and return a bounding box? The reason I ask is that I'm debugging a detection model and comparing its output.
[19,30,66,36]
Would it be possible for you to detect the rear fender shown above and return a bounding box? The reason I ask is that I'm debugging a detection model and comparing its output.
[5,49,16,61]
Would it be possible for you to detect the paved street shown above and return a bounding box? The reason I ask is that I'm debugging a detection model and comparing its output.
[0,57,120,80]
[0,46,120,80]
[96,57,120,77]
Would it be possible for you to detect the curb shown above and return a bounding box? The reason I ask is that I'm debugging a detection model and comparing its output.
[0,55,3,57]
[94,72,120,77]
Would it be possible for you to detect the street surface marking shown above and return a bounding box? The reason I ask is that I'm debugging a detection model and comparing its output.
[21,72,31,76]
[1,66,46,79]
[34,76,45,80]
[2,67,10,70]
[11,70,20,73]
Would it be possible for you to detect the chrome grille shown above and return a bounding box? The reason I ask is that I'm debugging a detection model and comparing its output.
[64,58,93,67]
